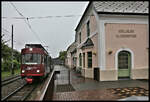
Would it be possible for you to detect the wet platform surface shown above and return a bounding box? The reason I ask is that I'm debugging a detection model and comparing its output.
[52,65,149,100]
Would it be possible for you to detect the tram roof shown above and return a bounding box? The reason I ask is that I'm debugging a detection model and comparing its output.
[25,44,48,54]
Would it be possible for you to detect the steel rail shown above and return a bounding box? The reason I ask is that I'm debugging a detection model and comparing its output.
[1,76,21,86]
[21,84,37,101]
[1,82,27,101]
[2,75,20,82]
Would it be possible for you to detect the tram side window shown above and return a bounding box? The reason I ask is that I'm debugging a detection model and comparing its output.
[47,57,49,68]
[36,54,41,64]
[44,56,47,67]
[44,56,46,64]
[22,55,25,64]
[41,55,44,64]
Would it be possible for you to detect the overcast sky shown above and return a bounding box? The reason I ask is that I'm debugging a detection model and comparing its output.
[2,1,89,58]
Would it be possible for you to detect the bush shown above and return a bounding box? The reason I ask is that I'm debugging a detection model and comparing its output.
[13,60,21,69]
[1,60,20,72]
[2,60,12,71]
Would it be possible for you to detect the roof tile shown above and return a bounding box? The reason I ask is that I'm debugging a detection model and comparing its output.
[93,1,149,14]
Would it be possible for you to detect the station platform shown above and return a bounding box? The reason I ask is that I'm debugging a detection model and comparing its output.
[52,65,149,101]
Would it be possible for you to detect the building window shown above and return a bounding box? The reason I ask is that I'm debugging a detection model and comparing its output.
[87,21,90,37]
[79,53,82,66]
[73,57,76,67]
[79,32,81,43]
[87,52,92,68]
[83,53,85,67]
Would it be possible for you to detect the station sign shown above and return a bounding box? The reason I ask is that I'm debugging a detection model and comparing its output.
[116,29,136,38]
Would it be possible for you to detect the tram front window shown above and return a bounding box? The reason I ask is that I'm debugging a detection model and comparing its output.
[22,54,41,64]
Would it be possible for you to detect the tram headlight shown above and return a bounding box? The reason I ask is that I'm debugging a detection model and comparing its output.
[22,70,25,73]
[37,70,40,73]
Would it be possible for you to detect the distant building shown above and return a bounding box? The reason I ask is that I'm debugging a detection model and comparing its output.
[65,42,77,69]
[52,57,64,65]
[73,1,148,81]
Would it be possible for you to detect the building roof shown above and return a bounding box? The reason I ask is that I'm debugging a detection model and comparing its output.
[66,42,77,53]
[75,1,148,31]
[81,38,94,49]
[93,1,148,14]
[70,48,77,54]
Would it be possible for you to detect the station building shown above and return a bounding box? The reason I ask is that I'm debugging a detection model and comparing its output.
[67,1,149,81]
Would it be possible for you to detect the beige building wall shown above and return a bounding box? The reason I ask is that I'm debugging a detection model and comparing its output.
[81,36,98,78]
[90,15,97,34]
[76,13,99,79]
[100,70,118,81]
[81,25,86,43]
[79,13,97,44]
[104,23,148,80]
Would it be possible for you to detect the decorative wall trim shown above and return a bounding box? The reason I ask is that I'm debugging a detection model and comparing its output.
[77,30,98,48]
[92,7,101,69]
[99,15,148,24]
[99,21,105,70]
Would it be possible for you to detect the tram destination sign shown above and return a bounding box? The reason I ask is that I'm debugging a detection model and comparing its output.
[116,29,136,38]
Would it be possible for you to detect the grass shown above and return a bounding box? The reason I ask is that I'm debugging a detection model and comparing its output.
[1,68,21,79]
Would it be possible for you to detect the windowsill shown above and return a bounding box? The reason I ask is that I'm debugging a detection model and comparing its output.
[81,67,92,69]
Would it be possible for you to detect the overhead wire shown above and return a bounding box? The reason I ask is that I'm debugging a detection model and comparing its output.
[3,2,91,53]
[2,14,94,19]
[2,29,23,45]
[9,2,44,46]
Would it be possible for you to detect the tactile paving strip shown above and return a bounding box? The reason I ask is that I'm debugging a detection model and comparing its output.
[108,87,149,99]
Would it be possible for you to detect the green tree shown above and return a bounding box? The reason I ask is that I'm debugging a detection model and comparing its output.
[1,34,12,61]
[59,51,67,63]
[1,34,21,72]
[2,60,12,71]
[13,59,20,69]
[13,49,21,62]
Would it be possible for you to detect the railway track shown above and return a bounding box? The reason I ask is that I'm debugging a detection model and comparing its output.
[2,82,37,101]
[2,75,21,86]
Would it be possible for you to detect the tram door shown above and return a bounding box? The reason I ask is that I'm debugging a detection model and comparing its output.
[118,51,131,78]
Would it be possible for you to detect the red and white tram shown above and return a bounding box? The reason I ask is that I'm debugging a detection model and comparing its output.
[21,44,53,83]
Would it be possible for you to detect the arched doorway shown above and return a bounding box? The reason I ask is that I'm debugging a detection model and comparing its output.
[118,51,131,78]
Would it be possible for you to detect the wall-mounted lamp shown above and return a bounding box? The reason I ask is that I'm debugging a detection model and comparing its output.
[107,48,113,55]
[108,51,113,55]
[93,52,96,56]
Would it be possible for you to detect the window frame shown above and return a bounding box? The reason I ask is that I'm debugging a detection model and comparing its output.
[79,53,82,67]
[87,51,92,68]
[79,32,81,43]
[87,21,90,37]
[83,53,85,67]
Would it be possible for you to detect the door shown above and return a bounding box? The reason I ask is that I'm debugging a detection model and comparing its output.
[118,51,131,78]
